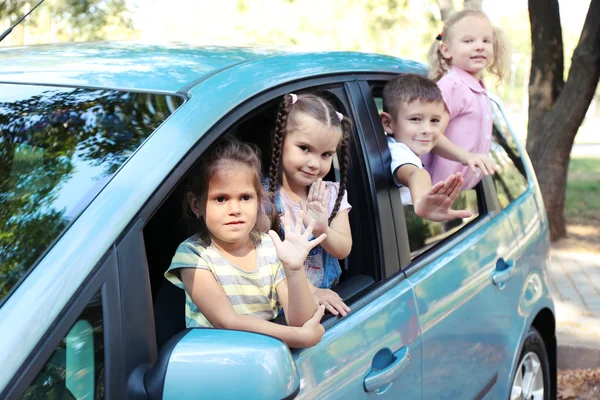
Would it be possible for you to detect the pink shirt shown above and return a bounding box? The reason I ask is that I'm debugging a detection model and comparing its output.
[421,67,493,189]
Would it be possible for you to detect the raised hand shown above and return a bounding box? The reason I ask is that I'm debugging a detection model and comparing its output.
[314,288,351,317]
[300,178,330,236]
[268,209,327,272]
[463,152,501,176]
[413,173,473,222]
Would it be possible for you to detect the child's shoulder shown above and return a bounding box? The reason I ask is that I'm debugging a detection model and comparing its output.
[177,233,208,252]
[252,232,281,267]
[437,70,461,90]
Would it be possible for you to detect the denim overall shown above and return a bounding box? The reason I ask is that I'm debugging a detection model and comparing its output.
[266,183,341,289]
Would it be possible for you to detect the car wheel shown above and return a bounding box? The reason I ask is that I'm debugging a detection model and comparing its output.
[510,326,551,400]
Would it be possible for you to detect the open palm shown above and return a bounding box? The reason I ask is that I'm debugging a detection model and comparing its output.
[301,179,330,235]
[268,210,327,272]
[414,173,473,222]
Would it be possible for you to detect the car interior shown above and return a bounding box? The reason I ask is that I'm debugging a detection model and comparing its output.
[144,89,381,350]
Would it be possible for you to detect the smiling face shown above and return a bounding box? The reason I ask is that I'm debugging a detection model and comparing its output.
[440,15,494,80]
[383,100,445,157]
[281,112,342,195]
[201,164,258,248]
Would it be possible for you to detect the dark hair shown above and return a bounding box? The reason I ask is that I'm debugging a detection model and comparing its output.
[183,136,266,242]
[382,74,444,119]
[267,93,352,233]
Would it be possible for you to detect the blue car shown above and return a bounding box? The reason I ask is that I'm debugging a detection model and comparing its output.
[0,43,555,400]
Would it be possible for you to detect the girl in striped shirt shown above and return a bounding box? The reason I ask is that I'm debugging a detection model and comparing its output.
[166,136,326,348]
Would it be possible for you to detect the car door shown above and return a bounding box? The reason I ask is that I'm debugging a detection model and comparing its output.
[290,80,421,399]
[361,77,523,399]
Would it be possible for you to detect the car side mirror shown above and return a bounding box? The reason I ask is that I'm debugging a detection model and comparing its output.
[142,328,300,400]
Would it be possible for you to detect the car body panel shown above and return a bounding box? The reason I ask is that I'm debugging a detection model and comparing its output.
[0,42,423,94]
[293,279,421,399]
[406,211,522,399]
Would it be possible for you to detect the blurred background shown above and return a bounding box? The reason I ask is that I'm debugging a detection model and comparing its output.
[0,0,597,144]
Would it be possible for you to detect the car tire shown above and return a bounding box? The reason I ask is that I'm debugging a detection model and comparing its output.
[510,326,551,400]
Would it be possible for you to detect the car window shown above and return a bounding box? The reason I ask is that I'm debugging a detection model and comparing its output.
[370,85,480,258]
[0,84,184,304]
[145,84,383,349]
[489,101,528,208]
[22,290,104,399]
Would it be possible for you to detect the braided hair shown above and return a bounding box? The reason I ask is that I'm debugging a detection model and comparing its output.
[267,93,352,233]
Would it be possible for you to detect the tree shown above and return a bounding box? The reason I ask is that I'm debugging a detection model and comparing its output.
[436,0,482,22]
[0,0,133,44]
[527,0,600,240]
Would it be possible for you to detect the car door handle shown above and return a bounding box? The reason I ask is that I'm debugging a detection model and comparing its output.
[364,347,410,392]
[492,258,515,288]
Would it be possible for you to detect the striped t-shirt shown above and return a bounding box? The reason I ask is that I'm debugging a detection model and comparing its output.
[165,232,286,328]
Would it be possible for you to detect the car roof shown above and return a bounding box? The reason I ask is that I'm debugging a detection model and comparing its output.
[0,42,426,94]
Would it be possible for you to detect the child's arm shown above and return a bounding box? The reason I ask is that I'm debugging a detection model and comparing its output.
[396,164,473,222]
[432,135,500,175]
[268,209,326,326]
[180,268,326,348]
[300,179,352,260]
[310,284,351,317]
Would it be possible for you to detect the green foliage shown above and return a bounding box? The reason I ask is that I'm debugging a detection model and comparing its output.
[565,157,600,225]
[0,0,133,43]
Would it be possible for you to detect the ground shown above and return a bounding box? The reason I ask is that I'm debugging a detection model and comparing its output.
[558,368,600,399]
[556,157,600,399]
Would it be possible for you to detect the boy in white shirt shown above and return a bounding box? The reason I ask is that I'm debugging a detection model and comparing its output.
[380,74,495,222]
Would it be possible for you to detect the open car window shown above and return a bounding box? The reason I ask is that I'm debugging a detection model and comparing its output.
[145,82,385,350]
[369,82,482,259]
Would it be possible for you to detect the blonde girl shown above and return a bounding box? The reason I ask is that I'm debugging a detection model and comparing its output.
[265,93,352,317]
[166,136,327,348]
[423,9,509,189]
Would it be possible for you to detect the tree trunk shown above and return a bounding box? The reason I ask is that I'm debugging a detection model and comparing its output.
[437,0,454,21]
[527,0,600,241]
[463,0,482,10]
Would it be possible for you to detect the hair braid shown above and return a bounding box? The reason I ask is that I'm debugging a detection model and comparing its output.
[267,94,292,232]
[329,117,352,223]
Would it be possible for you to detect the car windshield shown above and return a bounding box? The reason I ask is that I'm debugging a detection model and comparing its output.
[0,84,184,304]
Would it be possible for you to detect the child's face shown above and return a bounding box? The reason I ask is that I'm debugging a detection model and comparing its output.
[201,165,258,247]
[281,112,342,192]
[440,15,494,80]
[381,100,445,157]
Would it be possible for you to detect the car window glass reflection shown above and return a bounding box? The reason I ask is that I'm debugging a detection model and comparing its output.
[0,85,184,303]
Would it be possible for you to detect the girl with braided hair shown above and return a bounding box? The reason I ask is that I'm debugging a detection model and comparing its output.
[264,93,352,317]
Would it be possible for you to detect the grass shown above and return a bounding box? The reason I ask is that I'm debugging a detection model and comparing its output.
[565,157,600,226]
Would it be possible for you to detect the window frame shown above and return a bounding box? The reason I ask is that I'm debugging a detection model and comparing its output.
[2,250,121,399]
[113,73,398,386]
[357,76,506,276]
[488,99,530,209]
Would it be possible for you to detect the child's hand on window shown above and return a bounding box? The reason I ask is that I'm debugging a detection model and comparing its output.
[414,173,474,222]
[269,210,327,272]
[300,178,330,236]
[461,152,501,176]
[314,288,351,317]
[299,305,326,347]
